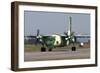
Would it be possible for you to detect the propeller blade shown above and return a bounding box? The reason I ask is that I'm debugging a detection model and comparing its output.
[35,29,41,44]
[37,29,40,36]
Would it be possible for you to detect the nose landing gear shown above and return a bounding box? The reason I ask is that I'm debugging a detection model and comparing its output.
[41,47,52,52]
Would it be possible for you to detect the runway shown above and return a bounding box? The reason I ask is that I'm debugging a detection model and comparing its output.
[24,48,90,61]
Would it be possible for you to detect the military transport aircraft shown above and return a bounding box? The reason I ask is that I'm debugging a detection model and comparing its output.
[25,16,90,52]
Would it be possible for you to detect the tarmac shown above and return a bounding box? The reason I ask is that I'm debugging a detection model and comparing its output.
[24,48,90,61]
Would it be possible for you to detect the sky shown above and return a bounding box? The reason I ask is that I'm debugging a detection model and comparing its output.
[24,11,90,36]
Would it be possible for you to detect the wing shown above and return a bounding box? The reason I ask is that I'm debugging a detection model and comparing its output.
[75,35,90,38]
[75,35,90,43]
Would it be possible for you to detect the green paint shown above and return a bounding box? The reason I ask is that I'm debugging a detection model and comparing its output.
[42,36,55,48]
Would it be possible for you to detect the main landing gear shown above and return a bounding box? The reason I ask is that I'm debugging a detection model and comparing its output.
[41,47,46,52]
[41,47,52,52]
[72,46,76,51]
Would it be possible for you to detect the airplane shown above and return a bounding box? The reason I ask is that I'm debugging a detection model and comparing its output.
[25,16,90,52]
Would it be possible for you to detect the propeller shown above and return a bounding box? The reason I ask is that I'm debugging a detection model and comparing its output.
[35,29,43,44]
[35,29,40,44]
[65,32,75,45]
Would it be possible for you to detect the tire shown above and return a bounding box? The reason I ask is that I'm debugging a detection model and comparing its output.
[48,48,52,51]
[41,47,46,52]
[72,46,76,51]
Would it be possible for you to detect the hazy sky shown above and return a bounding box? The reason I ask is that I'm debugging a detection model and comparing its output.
[24,11,90,36]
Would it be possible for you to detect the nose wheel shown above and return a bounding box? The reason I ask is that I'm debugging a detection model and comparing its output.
[48,48,52,51]
[41,47,52,52]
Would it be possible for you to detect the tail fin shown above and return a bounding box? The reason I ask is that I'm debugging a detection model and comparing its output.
[68,16,72,36]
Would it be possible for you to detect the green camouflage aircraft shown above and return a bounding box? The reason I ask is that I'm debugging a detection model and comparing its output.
[35,16,76,52]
